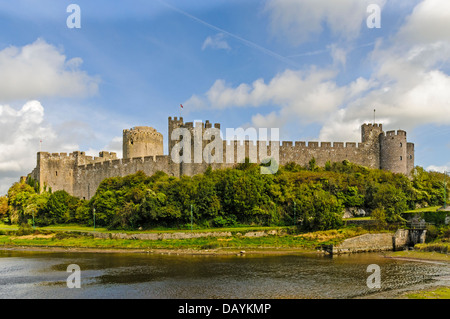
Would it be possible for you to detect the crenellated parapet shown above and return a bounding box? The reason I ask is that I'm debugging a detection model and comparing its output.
[123,126,163,159]
[28,116,415,199]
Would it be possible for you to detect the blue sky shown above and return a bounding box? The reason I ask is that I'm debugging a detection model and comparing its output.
[0,0,449,194]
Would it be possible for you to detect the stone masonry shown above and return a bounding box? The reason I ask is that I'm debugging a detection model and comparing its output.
[26,116,414,199]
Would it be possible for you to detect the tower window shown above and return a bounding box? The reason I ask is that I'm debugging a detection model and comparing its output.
[56,171,58,176]
[400,156,403,161]
[410,155,413,159]
[400,142,402,147]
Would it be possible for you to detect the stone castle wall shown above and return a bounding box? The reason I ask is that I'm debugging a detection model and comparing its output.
[123,126,163,159]
[28,116,414,199]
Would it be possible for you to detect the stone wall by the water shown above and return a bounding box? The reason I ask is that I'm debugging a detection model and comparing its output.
[90,229,284,241]
[331,233,394,254]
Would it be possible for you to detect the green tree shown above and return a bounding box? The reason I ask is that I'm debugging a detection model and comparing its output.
[308,157,318,171]
[7,182,36,224]
[0,196,8,220]
[371,207,387,229]
[91,190,118,226]
[372,183,407,222]
[297,185,343,231]
[42,190,79,225]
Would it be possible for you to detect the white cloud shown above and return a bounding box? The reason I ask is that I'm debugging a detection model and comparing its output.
[318,109,362,142]
[426,164,450,173]
[185,0,450,165]
[0,100,124,195]
[264,0,386,45]
[396,0,450,45]
[202,33,231,51]
[85,136,123,159]
[0,38,100,102]
[185,67,374,132]
[250,111,287,130]
[0,99,129,195]
[316,0,450,141]
[186,68,348,118]
[0,101,65,194]
[328,44,347,68]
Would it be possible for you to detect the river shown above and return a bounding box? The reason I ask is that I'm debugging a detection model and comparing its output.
[0,249,449,299]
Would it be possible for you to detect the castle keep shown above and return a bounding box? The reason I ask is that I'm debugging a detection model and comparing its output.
[27,117,414,199]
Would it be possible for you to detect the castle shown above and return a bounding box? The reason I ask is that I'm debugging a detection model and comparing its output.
[27,116,414,199]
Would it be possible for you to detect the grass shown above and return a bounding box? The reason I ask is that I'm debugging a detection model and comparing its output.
[0,223,17,231]
[386,250,450,262]
[0,234,309,251]
[404,206,441,213]
[344,217,372,221]
[0,222,291,235]
[405,287,450,299]
[415,242,450,254]
[0,226,370,252]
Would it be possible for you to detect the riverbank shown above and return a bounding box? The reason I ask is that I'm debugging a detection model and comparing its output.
[0,245,322,257]
[0,226,370,255]
[385,250,450,263]
[2,226,449,262]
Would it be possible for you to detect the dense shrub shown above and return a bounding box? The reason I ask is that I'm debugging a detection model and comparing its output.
[2,162,448,232]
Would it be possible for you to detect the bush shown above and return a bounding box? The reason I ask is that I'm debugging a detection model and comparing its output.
[426,225,439,242]
[212,215,237,228]
[371,207,387,229]
[16,223,33,236]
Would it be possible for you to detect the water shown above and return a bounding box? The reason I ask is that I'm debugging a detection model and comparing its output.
[0,249,449,299]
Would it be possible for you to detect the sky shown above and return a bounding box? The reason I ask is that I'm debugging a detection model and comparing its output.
[0,0,450,195]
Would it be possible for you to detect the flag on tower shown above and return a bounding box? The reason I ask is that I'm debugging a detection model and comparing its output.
[180,104,183,108]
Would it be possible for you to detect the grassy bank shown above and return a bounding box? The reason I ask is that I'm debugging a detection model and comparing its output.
[386,250,450,263]
[0,226,370,253]
[404,287,450,299]
[0,223,290,234]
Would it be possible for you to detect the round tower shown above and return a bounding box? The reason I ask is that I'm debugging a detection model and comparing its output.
[380,130,407,174]
[122,126,163,159]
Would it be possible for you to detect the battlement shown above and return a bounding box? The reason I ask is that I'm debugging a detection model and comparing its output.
[362,123,383,129]
[168,116,184,123]
[30,115,414,199]
[123,126,163,139]
[274,140,369,150]
[37,150,119,167]
[123,125,164,159]
[38,152,65,159]
[78,154,171,171]
[179,120,221,130]
[383,130,407,137]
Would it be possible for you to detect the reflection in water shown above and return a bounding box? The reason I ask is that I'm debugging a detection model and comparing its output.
[0,250,449,299]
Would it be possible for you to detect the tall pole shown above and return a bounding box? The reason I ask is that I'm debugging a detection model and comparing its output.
[93,207,96,230]
[293,201,296,226]
[373,109,376,124]
[190,204,193,231]
[445,171,447,209]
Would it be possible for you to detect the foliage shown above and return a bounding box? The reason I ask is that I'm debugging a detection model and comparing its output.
[2,162,448,232]
[0,196,8,220]
[371,207,387,228]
